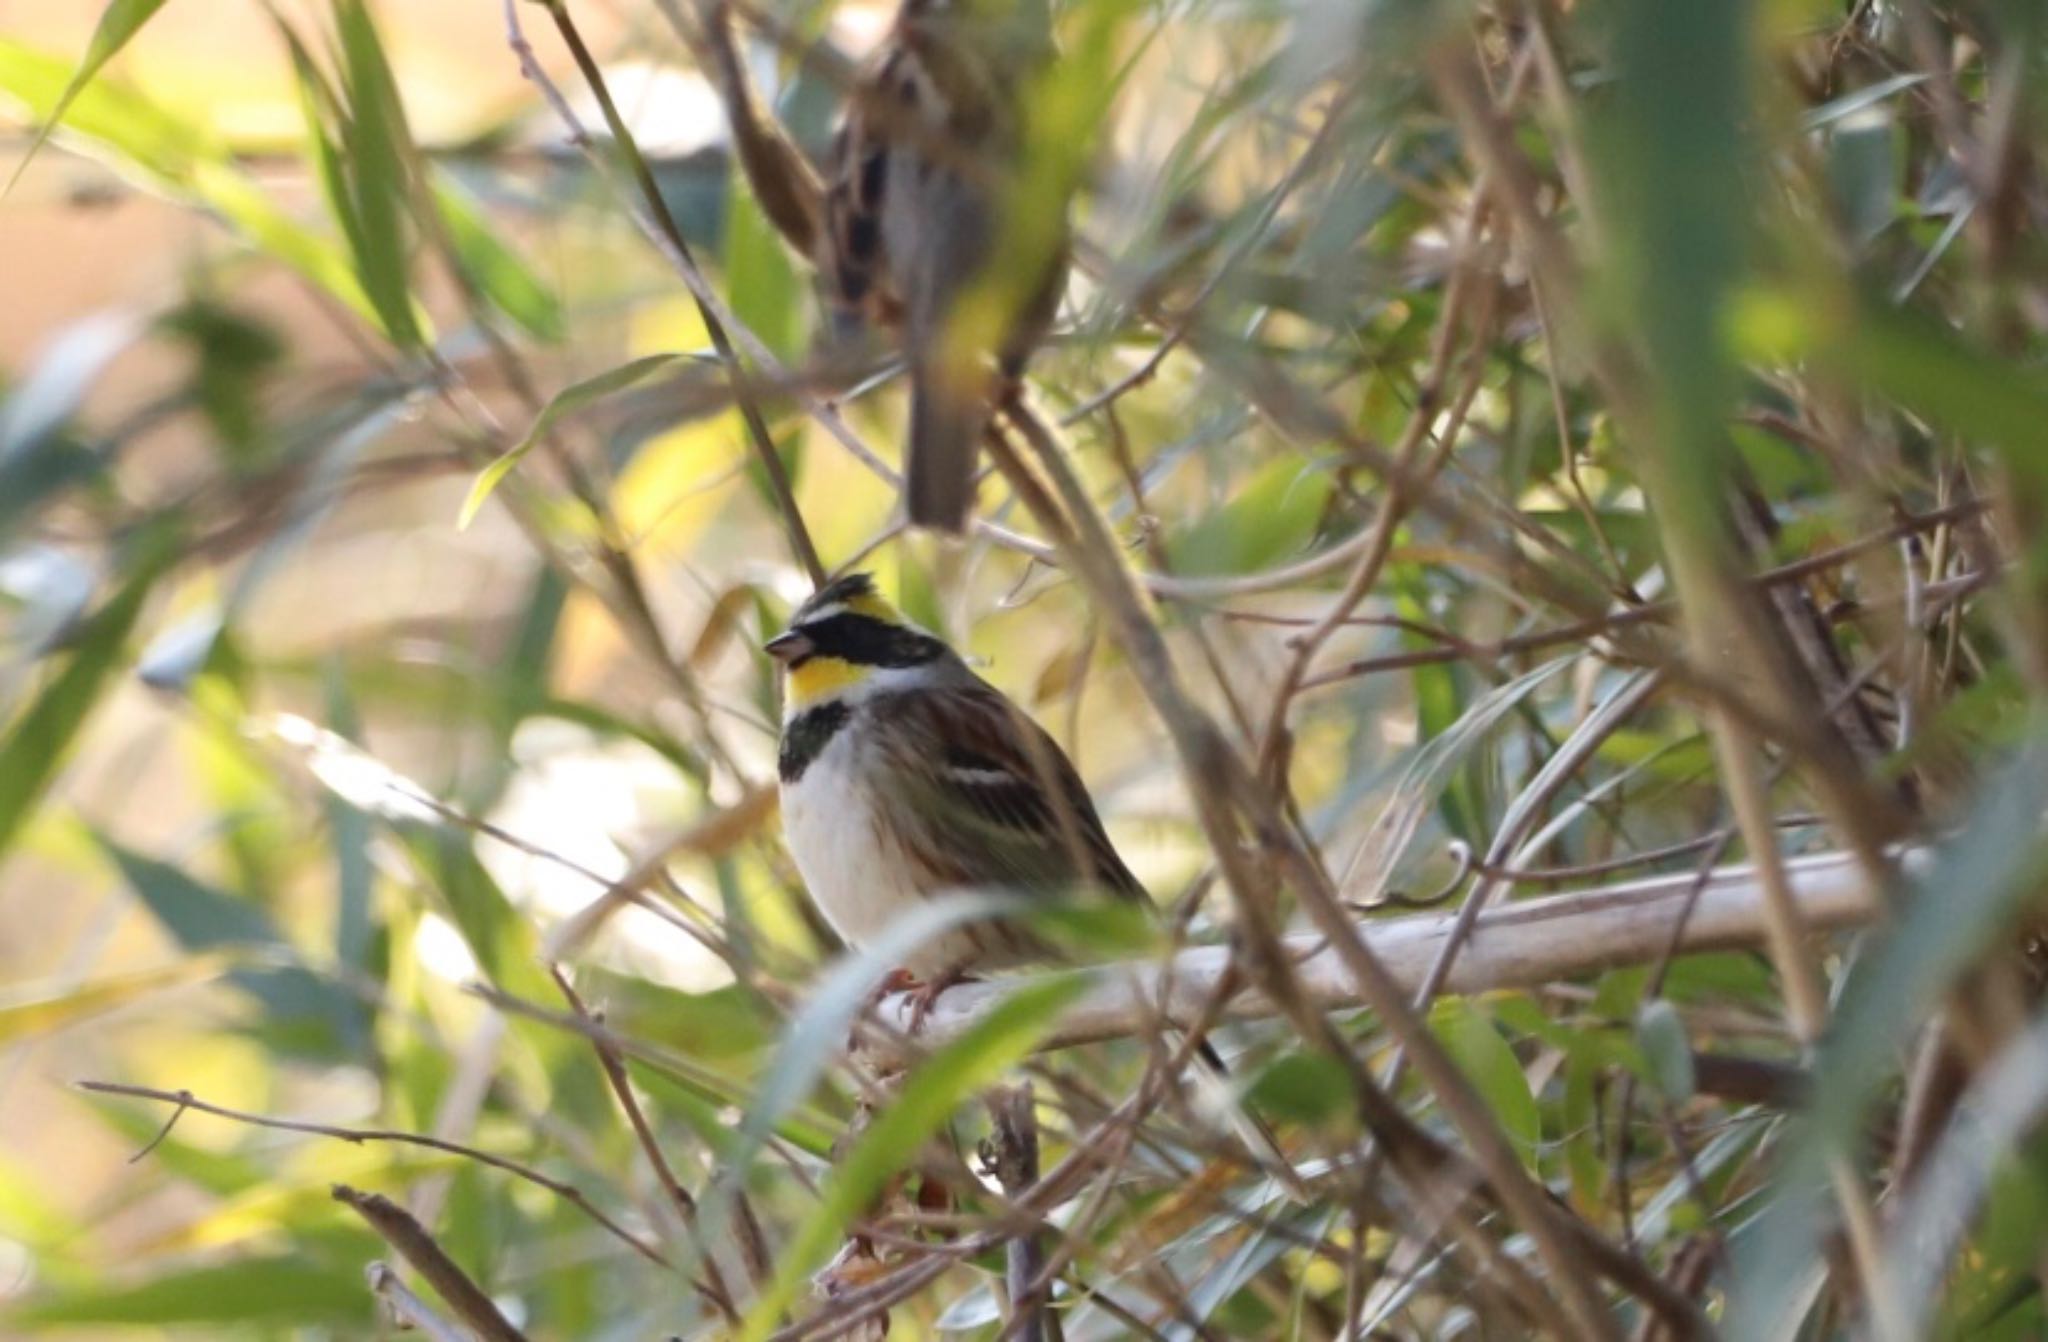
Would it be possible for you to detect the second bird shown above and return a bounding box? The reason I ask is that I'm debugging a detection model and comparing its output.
[819,0,1068,533]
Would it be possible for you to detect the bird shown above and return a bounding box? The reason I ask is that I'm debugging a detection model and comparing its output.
[817,0,1068,533]
[767,572,1306,1194]
[767,570,1133,1001]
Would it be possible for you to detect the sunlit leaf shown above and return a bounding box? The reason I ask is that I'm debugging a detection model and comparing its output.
[1168,455,1334,576]
[321,0,418,349]
[2,0,170,196]
[0,953,236,1043]
[724,173,801,362]
[0,41,369,320]
[460,353,702,528]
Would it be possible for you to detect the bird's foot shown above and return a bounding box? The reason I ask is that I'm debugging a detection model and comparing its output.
[855,966,974,1049]
[849,969,923,1054]
[903,964,971,1034]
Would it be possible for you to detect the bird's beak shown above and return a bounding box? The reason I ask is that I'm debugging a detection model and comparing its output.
[764,631,813,665]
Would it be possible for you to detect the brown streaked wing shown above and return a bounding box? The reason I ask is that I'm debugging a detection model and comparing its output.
[868,683,1148,903]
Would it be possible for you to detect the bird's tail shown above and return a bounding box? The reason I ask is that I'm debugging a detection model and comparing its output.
[906,366,985,534]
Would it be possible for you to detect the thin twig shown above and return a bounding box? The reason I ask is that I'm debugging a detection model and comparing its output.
[997,401,1630,1339]
[81,1081,665,1267]
[549,967,745,1322]
[513,0,825,585]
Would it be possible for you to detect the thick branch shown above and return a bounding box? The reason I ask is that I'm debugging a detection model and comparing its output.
[864,846,1893,1062]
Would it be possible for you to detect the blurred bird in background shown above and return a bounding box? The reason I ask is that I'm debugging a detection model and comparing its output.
[817,0,1068,533]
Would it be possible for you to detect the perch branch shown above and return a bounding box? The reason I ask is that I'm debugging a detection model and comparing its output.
[334,1186,529,1342]
[860,844,1895,1063]
[984,1084,1060,1342]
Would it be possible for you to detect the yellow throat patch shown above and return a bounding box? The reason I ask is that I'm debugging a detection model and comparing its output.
[786,654,870,710]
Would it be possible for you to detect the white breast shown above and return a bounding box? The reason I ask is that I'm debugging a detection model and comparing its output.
[780,719,983,976]
[782,726,893,946]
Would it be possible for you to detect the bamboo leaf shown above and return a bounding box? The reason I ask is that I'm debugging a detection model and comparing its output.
[1635,1000,1696,1102]
[0,40,369,320]
[2,0,170,196]
[1336,657,1572,907]
[433,171,565,342]
[333,0,423,349]
[1430,999,1540,1165]
[0,530,174,859]
[459,353,699,528]
[0,954,236,1043]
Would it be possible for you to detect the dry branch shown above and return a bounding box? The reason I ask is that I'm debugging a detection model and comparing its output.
[335,1186,529,1342]
[983,1084,1058,1342]
[862,845,1895,1062]
[366,1262,468,1342]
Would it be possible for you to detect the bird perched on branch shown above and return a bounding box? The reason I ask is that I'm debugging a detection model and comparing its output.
[768,572,1305,1193]
[769,571,1131,999]
[818,0,1068,533]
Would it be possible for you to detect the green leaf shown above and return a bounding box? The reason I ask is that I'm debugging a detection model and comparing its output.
[1429,999,1539,1164]
[96,836,280,947]
[1824,114,1898,246]
[724,177,802,362]
[0,530,173,859]
[434,171,565,342]
[0,41,370,322]
[1167,455,1334,577]
[0,954,236,1044]
[95,834,361,1056]
[735,975,1085,1342]
[6,1256,371,1328]
[1249,1050,1352,1129]
[1635,999,1696,1102]
[1587,0,1751,579]
[2,0,169,197]
[459,354,698,528]
[1841,305,2048,480]
[575,971,774,1062]
[334,0,424,349]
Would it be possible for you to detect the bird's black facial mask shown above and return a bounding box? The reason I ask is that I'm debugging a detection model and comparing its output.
[789,613,946,669]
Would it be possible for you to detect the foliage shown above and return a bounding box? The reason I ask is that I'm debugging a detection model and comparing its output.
[0,0,2044,1337]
